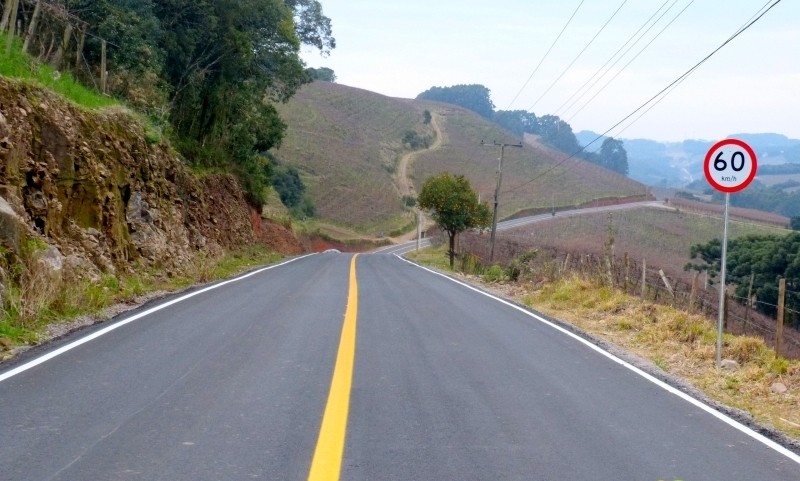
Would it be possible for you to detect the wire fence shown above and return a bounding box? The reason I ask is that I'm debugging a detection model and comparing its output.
[453,232,800,359]
[2,0,114,92]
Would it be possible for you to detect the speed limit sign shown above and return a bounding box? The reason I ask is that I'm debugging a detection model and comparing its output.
[704,138,758,193]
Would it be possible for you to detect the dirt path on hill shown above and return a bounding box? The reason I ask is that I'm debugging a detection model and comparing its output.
[396,112,445,198]
[392,112,446,242]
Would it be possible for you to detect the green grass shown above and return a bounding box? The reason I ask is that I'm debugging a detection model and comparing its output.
[0,40,117,110]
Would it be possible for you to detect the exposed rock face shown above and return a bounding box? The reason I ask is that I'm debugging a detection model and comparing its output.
[0,77,300,277]
[0,194,23,252]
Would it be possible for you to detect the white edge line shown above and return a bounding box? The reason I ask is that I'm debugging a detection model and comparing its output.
[395,254,800,465]
[0,254,316,383]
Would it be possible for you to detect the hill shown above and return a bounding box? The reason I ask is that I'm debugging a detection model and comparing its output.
[576,130,800,188]
[275,82,650,236]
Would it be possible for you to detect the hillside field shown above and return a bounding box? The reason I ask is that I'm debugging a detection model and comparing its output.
[275,81,648,236]
[495,205,790,283]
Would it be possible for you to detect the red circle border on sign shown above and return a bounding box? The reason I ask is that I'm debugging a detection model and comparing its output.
[703,138,758,193]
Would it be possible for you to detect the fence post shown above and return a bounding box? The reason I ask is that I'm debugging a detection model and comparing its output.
[75,24,86,69]
[659,269,674,297]
[23,0,42,53]
[5,0,19,54]
[776,278,786,358]
[689,271,699,311]
[101,39,108,93]
[745,272,754,322]
[50,22,74,70]
[623,252,630,291]
[0,0,13,32]
[641,259,646,299]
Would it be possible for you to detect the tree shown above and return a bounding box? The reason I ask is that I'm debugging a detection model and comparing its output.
[493,110,537,138]
[534,115,582,154]
[686,233,800,327]
[416,84,495,119]
[597,137,629,175]
[417,173,491,268]
[306,66,336,82]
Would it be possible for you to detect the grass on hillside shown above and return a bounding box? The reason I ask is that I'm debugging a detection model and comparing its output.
[276,82,649,237]
[275,81,426,235]
[0,41,117,109]
[497,206,789,283]
[406,245,800,442]
[412,110,648,220]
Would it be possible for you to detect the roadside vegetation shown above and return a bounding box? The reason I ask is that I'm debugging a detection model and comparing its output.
[407,243,800,442]
[0,41,117,110]
[0,243,281,355]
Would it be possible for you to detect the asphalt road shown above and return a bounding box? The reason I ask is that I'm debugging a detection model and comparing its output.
[1,252,799,480]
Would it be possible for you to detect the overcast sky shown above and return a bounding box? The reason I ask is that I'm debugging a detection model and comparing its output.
[301,0,799,142]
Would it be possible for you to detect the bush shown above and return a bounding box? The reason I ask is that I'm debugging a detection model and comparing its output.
[459,253,483,275]
[506,250,538,282]
[483,264,504,283]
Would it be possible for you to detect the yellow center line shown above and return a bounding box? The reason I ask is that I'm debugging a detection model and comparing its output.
[308,254,359,481]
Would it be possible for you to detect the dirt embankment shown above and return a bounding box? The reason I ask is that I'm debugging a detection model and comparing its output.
[0,77,303,285]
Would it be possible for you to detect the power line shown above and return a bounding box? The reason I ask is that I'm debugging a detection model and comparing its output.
[566,0,695,123]
[528,0,629,112]
[553,0,677,118]
[504,0,586,111]
[612,0,775,137]
[503,0,784,196]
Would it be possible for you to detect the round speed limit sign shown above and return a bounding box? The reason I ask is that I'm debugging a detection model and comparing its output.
[703,138,758,193]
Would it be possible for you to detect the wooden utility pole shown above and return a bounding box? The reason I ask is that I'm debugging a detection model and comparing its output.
[482,140,522,264]
[776,278,786,358]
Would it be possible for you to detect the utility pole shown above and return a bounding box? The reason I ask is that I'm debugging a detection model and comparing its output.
[482,140,522,263]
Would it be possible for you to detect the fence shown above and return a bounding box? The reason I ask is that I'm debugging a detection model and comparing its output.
[455,232,800,359]
[1,0,112,92]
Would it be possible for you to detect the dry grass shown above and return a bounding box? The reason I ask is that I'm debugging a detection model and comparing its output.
[275,82,649,236]
[516,274,800,440]
[496,205,788,283]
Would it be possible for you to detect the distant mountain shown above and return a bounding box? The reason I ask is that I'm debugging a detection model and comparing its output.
[577,131,800,188]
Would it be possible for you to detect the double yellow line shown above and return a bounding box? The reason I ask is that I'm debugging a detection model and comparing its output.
[307,254,359,481]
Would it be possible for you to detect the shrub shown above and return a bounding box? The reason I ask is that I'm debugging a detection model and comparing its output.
[483,264,505,283]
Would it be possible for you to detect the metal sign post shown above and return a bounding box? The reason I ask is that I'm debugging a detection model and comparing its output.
[716,193,730,368]
[703,139,757,368]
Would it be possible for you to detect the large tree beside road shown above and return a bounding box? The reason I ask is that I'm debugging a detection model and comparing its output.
[417,173,491,268]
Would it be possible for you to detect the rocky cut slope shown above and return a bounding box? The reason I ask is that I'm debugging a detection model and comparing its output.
[0,77,301,289]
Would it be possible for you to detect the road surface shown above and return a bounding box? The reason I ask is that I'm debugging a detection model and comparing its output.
[1,252,798,480]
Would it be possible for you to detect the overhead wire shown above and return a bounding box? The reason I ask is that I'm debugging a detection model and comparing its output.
[504,0,586,111]
[566,0,696,123]
[503,0,784,196]
[553,0,678,118]
[612,0,775,137]
[528,0,630,112]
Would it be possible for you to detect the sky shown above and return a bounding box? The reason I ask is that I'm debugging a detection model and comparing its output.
[301,0,800,143]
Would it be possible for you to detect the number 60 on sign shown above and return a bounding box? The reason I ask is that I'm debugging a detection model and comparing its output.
[703,138,758,193]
